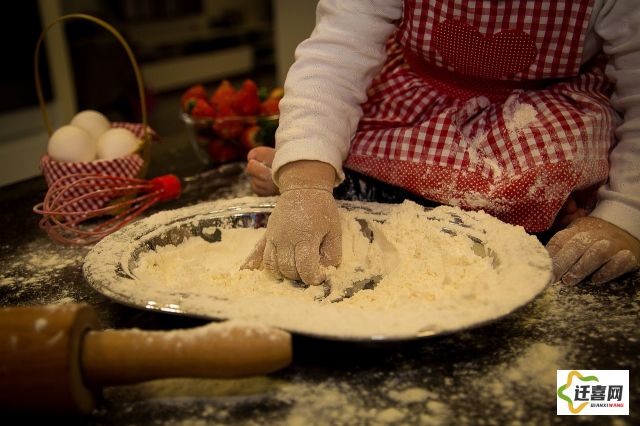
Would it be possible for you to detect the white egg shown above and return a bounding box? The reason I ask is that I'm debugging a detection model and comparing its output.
[96,128,141,160]
[47,125,96,162]
[70,110,111,142]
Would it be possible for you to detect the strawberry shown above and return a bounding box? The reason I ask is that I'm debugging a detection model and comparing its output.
[257,116,278,146]
[190,98,215,119]
[210,80,236,112]
[241,125,262,151]
[207,139,240,163]
[213,104,243,140]
[181,84,207,112]
[260,97,280,116]
[233,79,261,116]
[268,87,284,100]
[183,84,207,98]
[258,86,269,102]
[182,97,200,114]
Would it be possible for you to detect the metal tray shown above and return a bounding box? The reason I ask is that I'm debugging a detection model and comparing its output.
[83,197,552,342]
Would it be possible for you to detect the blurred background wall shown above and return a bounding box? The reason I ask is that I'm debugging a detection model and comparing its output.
[0,0,317,186]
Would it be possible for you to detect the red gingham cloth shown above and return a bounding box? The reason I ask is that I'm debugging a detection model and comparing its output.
[346,0,620,232]
[40,122,156,213]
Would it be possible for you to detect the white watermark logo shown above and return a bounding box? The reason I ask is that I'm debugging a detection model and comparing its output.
[557,370,629,415]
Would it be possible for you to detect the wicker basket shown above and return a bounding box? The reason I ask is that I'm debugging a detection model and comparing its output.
[34,13,155,212]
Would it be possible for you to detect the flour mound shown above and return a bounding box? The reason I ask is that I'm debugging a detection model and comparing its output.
[85,198,552,339]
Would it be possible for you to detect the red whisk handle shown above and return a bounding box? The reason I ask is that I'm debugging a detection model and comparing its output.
[151,175,182,201]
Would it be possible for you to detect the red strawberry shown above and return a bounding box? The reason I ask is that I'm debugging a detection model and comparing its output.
[213,104,243,140]
[260,97,280,116]
[182,97,200,114]
[258,86,269,101]
[207,139,240,163]
[241,125,262,151]
[183,84,207,98]
[190,98,215,119]
[210,80,236,112]
[233,79,261,116]
[181,84,207,111]
[269,87,284,100]
[206,139,219,160]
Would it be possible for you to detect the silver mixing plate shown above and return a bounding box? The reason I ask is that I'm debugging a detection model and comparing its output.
[83,197,552,342]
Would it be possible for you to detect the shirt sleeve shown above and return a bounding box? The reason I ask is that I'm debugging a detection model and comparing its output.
[589,0,640,240]
[271,0,402,186]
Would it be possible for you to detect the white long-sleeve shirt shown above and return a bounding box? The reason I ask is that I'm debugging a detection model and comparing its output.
[272,0,640,239]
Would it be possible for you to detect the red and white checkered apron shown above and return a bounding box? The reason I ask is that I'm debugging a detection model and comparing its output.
[346,0,620,232]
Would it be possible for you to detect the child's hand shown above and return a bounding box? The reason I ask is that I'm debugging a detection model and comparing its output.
[551,194,588,230]
[241,160,341,285]
[546,217,640,285]
[245,147,279,196]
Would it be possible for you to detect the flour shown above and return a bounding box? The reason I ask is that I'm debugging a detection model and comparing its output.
[503,99,539,137]
[0,242,82,286]
[79,199,640,426]
[447,100,541,207]
[376,407,405,423]
[94,280,640,425]
[99,340,569,426]
[85,197,553,340]
[0,239,89,305]
[388,387,433,404]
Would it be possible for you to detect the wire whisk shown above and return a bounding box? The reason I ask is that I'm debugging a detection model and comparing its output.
[33,162,244,245]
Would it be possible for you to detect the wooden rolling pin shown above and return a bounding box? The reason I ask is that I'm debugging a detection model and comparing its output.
[0,304,292,414]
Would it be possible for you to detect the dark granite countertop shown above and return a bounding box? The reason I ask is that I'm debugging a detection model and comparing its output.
[0,142,638,425]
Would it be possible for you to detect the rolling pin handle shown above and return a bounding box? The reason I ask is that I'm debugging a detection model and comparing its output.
[0,303,293,414]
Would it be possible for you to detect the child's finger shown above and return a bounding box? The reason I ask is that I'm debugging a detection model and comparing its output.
[591,250,638,284]
[240,236,267,270]
[545,227,578,258]
[251,179,278,196]
[246,159,272,180]
[247,146,276,166]
[550,231,598,281]
[560,239,617,285]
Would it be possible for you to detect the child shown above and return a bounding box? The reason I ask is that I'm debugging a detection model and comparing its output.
[243,0,640,287]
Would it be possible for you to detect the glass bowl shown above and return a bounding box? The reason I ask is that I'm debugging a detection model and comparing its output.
[181,112,278,166]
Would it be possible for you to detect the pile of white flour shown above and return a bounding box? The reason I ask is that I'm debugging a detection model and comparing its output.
[85,197,552,339]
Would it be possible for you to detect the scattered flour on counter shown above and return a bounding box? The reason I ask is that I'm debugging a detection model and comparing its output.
[101,341,568,426]
[502,342,561,386]
[388,387,434,404]
[0,242,81,286]
[376,407,406,423]
[521,276,640,366]
[477,342,564,418]
[86,198,553,339]
[0,239,88,305]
